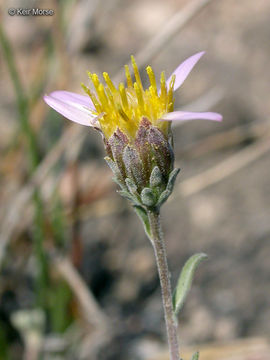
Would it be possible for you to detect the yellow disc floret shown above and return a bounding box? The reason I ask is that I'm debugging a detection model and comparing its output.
[82,56,175,140]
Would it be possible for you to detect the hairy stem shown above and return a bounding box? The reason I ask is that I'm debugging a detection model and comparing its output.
[147,210,180,360]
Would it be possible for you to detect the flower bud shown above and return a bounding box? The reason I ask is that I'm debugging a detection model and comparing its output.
[105,117,179,211]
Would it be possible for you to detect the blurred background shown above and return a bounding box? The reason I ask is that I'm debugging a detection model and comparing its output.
[0,0,270,359]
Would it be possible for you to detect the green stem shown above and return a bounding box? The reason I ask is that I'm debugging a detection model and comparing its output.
[147,210,180,360]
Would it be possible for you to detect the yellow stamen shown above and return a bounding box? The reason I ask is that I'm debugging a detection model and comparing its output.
[149,85,158,119]
[134,82,144,113]
[105,87,115,107]
[146,66,157,95]
[103,72,117,93]
[160,71,167,101]
[168,102,174,113]
[81,83,101,113]
[82,57,176,139]
[167,74,176,105]
[117,104,129,122]
[131,55,143,89]
[97,83,109,110]
[88,72,100,93]
[119,83,129,110]
[125,65,133,88]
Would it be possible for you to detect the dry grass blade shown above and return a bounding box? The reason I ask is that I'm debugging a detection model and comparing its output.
[53,256,111,359]
[0,125,84,266]
[114,0,215,82]
[53,256,110,328]
[136,0,214,67]
[177,133,270,198]
[179,121,270,159]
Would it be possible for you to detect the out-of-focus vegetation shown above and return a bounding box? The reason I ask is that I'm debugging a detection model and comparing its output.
[0,0,270,359]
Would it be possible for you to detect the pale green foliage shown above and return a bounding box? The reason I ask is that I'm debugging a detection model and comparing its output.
[173,253,208,316]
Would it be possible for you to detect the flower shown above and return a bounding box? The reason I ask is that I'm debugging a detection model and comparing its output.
[44,52,222,140]
[44,52,222,212]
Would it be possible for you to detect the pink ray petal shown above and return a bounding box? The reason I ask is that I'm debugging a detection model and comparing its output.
[44,91,97,126]
[166,51,205,91]
[49,90,95,109]
[161,111,222,122]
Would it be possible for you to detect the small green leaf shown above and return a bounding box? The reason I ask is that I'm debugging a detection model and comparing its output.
[150,166,163,187]
[117,190,135,202]
[133,205,151,239]
[141,187,156,207]
[104,156,119,176]
[156,168,180,208]
[167,168,180,192]
[173,253,208,316]
[125,178,137,194]
[105,157,126,190]
[157,189,171,207]
[112,177,125,189]
[191,351,199,360]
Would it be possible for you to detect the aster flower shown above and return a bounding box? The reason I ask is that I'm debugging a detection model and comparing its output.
[44,52,221,134]
[44,52,222,211]
[44,52,222,360]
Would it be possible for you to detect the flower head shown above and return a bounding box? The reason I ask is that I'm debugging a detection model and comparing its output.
[44,52,222,139]
[44,52,222,212]
[81,56,176,139]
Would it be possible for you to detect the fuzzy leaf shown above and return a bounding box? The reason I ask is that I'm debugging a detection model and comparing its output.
[117,190,136,203]
[105,157,121,178]
[167,168,180,192]
[173,253,208,316]
[123,145,145,189]
[133,205,151,239]
[141,187,156,207]
[125,178,137,194]
[150,166,164,187]
[156,168,180,208]
[105,157,126,189]
[157,189,171,207]
[112,177,124,189]
[148,126,174,177]
[108,131,128,178]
